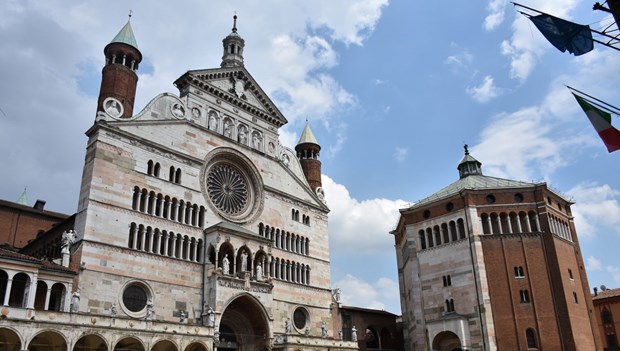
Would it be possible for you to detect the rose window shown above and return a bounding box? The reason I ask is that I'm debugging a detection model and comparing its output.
[207,164,249,215]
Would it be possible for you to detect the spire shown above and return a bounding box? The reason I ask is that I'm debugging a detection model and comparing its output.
[457,144,483,179]
[297,119,319,146]
[221,14,245,68]
[16,188,28,206]
[110,15,139,49]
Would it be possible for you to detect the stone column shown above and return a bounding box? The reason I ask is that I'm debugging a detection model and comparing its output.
[3,278,13,306]
[44,285,52,310]
[26,276,37,309]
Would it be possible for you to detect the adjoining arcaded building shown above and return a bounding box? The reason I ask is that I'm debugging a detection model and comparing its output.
[0,16,360,351]
[391,147,601,351]
[592,287,620,350]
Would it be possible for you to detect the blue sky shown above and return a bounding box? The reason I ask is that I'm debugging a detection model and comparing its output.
[1,0,619,314]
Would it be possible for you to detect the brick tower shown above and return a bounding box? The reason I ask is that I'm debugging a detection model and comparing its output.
[96,16,142,119]
[295,121,322,191]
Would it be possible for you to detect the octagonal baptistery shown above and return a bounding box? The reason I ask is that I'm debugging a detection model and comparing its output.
[391,147,601,351]
[0,15,358,351]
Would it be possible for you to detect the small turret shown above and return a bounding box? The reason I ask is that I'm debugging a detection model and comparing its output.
[457,144,483,179]
[96,14,142,119]
[295,121,322,191]
[221,15,245,68]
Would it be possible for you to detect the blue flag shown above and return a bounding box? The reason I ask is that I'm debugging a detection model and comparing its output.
[529,14,593,56]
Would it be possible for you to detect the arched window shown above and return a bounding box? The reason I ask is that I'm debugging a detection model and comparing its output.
[419,230,426,250]
[525,328,537,348]
[169,166,175,182]
[175,168,182,184]
[154,162,161,177]
[147,160,154,175]
[603,309,614,324]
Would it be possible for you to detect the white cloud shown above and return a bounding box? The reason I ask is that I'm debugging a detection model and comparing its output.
[374,78,387,85]
[567,182,620,238]
[393,147,408,162]
[467,75,502,103]
[606,266,620,285]
[323,175,407,254]
[587,256,603,271]
[484,0,508,31]
[333,274,398,311]
[444,50,474,73]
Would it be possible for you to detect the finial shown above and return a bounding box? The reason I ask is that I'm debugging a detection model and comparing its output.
[232,13,238,32]
[464,144,469,155]
[128,9,132,20]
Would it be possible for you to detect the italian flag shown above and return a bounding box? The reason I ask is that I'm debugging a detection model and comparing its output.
[573,93,620,153]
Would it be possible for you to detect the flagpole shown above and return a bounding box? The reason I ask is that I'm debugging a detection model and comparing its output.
[566,86,620,115]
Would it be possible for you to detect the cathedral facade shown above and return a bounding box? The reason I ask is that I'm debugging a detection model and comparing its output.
[0,17,357,351]
[391,148,601,351]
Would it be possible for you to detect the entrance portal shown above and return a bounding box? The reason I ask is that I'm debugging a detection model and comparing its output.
[432,331,462,351]
[218,294,270,351]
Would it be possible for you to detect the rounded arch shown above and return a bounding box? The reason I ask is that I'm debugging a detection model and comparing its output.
[0,327,22,351]
[219,293,271,351]
[184,342,208,351]
[151,339,179,351]
[432,331,462,351]
[9,272,30,307]
[218,242,235,275]
[74,333,108,351]
[364,326,379,349]
[114,337,145,351]
[28,330,67,351]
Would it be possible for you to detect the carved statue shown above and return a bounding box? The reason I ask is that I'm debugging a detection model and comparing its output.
[61,229,76,253]
[223,255,230,274]
[209,115,218,130]
[321,323,328,338]
[213,332,221,347]
[339,330,343,340]
[285,318,292,334]
[207,306,215,327]
[241,250,248,271]
[224,119,232,138]
[305,326,310,336]
[333,288,341,303]
[180,310,186,323]
[145,299,154,321]
[238,126,247,144]
[70,289,80,313]
[110,303,117,317]
[252,132,262,149]
[352,326,358,342]
[256,264,263,281]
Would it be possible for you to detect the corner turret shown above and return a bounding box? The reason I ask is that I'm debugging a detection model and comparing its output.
[457,144,483,178]
[96,14,142,119]
[295,121,322,191]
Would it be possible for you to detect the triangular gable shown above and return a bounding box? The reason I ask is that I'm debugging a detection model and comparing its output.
[174,67,288,128]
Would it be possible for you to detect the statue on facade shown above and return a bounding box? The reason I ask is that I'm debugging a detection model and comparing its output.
[332,288,341,303]
[145,299,154,320]
[180,310,186,323]
[70,289,80,313]
[238,126,247,144]
[213,332,221,347]
[352,326,358,342]
[223,255,230,274]
[305,326,310,336]
[110,303,117,317]
[285,318,292,334]
[61,229,76,253]
[206,306,215,327]
[321,323,328,338]
[256,264,263,281]
[241,250,248,271]
[224,119,232,138]
[209,115,218,130]
[339,330,343,340]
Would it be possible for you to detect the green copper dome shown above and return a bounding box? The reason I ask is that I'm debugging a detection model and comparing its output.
[111,20,138,49]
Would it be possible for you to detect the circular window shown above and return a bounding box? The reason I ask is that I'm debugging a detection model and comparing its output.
[446,202,454,211]
[293,307,309,330]
[201,148,264,223]
[486,194,496,204]
[514,193,524,202]
[207,163,249,215]
[423,210,431,219]
[122,283,148,313]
